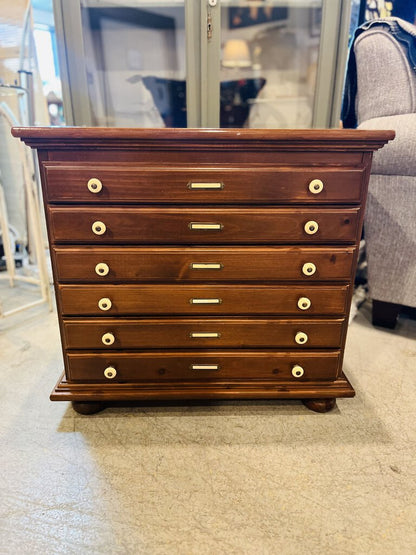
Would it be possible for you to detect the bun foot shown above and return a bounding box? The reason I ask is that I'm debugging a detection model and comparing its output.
[302,398,336,413]
[72,401,105,415]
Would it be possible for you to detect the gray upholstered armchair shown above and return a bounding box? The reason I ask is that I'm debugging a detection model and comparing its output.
[345,18,416,328]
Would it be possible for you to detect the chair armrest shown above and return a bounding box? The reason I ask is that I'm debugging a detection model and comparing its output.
[359,114,416,176]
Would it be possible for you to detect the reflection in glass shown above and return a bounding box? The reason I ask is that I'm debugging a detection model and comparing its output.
[220,1,323,128]
[81,2,186,127]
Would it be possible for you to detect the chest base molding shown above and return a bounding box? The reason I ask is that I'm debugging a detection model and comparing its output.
[51,371,354,403]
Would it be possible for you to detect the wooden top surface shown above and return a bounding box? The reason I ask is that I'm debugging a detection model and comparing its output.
[11,126,395,151]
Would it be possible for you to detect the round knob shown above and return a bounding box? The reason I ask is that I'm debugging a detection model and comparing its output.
[104,366,117,379]
[87,178,103,194]
[302,262,316,276]
[102,332,115,345]
[292,365,304,378]
[308,179,324,194]
[304,220,319,235]
[92,221,106,236]
[297,297,311,311]
[295,331,309,345]
[98,297,112,311]
[95,262,110,276]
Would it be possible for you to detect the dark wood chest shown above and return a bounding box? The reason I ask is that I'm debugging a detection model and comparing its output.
[12,127,393,413]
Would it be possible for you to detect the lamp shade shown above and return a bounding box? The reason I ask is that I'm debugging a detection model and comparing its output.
[222,39,251,68]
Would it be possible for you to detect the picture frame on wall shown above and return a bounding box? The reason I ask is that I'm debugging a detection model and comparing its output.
[229,6,288,29]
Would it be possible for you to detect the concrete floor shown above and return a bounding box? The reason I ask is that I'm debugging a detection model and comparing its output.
[0,283,415,555]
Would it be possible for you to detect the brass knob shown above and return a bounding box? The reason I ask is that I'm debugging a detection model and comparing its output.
[304,220,319,235]
[92,221,106,235]
[87,178,102,193]
[98,297,112,311]
[297,297,311,311]
[104,366,117,379]
[308,179,324,194]
[292,365,304,378]
[295,331,308,345]
[95,262,109,276]
[302,262,316,276]
[102,332,115,345]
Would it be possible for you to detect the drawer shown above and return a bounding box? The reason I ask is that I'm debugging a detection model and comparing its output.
[48,207,360,244]
[63,318,345,349]
[66,350,341,382]
[59,284,349,316]
[43,163,365,204]
[53,246,356,282]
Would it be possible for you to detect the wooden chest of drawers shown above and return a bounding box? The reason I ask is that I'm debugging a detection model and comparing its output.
[12,128,393,413]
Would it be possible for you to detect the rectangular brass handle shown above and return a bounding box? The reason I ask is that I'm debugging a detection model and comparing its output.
[190,332,220,338]
[189,222,223,231]
[188,182,223,190]
[190,298,222,304]
[191,364,220,371]
[191,263,222,270]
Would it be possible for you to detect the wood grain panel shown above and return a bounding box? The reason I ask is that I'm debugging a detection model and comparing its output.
[53,246,356,282]
[49,207,360,244]
[59,284,349,316]
[43,164,365,204]
[62,317,345,349]
[66,350,341,382]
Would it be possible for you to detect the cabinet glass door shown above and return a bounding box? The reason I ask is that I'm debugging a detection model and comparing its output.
[75,1,187,127]
[219,1,323,128]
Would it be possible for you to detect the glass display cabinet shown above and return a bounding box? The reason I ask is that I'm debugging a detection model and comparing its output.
[54,0,353,128]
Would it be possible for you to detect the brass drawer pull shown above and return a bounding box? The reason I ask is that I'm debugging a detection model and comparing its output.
[92,221,106,235]
[308,179,324,194]
[104,366,117,379]
[191,364,220,371]
[292,365,304,378]
[295,331,308,345]
[98,297,112,311]
[188,182,223,190]
[189,222,223,231]
[297,297,311,311]
[190,332,220,338]
[302,262,316,276]
[190,298,222,304]
[87,177,103,193]
[191,263,223,270]
[304,220,319,235]
[95,262,110,276]
[102,332,115,345]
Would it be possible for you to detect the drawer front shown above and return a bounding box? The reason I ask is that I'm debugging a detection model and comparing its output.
[49,207,360,244]
[63,318,345,349]
[43,163,365,204]
[53,246,356,282]
[66,351,341,382]
[59,284,349,316]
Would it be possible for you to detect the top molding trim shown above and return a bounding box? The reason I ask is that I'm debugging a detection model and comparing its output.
[11,127,395,151]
